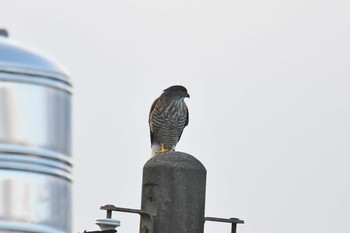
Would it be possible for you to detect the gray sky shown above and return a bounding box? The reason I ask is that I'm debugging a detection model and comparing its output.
[1,0,350,232]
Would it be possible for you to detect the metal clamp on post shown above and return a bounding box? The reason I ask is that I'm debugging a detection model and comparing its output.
[205,216,244,233]
[100,205,154,233]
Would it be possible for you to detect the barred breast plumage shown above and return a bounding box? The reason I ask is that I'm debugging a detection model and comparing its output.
[149,85,190,155]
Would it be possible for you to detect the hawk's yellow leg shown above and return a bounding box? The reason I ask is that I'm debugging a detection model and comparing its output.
[159,144,174,153]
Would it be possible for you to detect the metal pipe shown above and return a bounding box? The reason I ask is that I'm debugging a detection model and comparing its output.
[141,152,207,233]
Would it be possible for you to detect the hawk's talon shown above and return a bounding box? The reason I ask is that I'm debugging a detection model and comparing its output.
[155,144,175,154]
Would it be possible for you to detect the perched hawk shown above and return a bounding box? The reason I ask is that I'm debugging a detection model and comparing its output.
[149,85,190,155]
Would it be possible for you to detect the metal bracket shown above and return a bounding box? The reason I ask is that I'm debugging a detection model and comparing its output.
[83,230,116,233]
[205,216,244,233]
[100,204,153,233]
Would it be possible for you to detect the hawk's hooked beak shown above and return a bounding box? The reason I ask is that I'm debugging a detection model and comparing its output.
[185,93,190,98]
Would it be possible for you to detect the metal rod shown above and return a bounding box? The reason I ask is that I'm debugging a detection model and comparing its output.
[205,217,244,224]
[106,210,112,219]
[231,223,237,233]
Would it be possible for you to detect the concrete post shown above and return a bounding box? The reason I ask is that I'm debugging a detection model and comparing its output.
[141,152,207,233]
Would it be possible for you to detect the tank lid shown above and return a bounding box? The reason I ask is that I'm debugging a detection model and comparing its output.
[0,31,71,84]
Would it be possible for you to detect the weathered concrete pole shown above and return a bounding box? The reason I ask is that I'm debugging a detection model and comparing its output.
[141,152,207,233]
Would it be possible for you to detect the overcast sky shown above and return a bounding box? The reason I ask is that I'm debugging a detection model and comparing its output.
[1,0,350,232]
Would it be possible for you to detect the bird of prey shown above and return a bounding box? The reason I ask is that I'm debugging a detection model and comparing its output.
[149,85,190,155]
